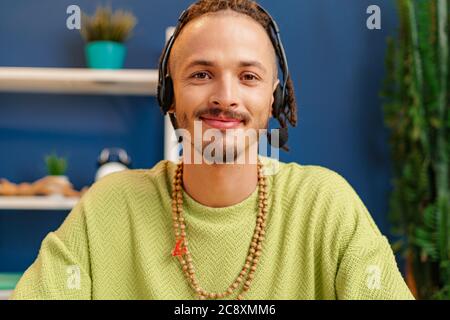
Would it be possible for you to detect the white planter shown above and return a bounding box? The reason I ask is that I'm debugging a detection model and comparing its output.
[45,175,70,197]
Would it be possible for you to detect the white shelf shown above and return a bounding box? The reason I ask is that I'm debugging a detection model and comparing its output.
[0,290,13,300]
[0,67,158,95]
[0,196,79,210]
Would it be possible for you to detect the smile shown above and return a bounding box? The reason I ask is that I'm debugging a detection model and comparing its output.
[200,116,243,129]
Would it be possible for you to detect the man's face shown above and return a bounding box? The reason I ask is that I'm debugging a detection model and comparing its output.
[168,10,279,163]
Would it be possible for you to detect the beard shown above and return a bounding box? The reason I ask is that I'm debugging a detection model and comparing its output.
[175,108,269,165]
[200,132,243,164]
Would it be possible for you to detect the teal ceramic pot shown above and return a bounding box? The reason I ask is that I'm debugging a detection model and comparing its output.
[85,41,126,69]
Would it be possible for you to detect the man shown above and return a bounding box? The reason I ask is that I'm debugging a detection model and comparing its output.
[11,0,414,300]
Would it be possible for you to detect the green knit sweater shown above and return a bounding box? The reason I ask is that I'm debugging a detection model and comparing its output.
[11,157,414,300]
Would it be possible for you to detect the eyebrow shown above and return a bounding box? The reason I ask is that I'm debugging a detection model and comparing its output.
[183,59,267,74]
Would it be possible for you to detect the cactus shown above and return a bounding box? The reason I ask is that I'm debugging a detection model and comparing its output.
[45,152,68,176]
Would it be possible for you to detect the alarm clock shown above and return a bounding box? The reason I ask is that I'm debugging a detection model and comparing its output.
[95,147,131,181]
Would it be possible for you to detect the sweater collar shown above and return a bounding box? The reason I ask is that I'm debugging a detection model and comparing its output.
[166,155,278,223]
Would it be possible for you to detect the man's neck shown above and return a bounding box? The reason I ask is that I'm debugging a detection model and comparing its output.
[181,152,259,208]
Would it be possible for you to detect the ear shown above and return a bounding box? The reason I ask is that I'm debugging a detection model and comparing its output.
[270,79,280,117]
[168,91,176,114]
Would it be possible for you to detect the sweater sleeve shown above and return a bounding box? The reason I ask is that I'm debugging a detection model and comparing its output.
[334,180,414,300]
[9,198,92,300]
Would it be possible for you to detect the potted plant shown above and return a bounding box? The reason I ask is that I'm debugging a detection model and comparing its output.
[44,152,70,197]
[380,0,449,299]
[80,5,137,69]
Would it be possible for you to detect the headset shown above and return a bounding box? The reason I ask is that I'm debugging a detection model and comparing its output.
[157,2,290,149]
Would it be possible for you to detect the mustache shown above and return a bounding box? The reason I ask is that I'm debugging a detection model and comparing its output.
[194,107,251,124]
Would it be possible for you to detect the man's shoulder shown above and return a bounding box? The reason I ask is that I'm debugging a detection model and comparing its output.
[80,159,174,207]
[272,159,379,250]
[95,159,173,185]
[265,156,354,196]
[268,157,366,222]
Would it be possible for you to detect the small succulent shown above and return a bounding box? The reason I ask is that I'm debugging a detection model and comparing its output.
[80,5,137,43]
[45,153,67,176]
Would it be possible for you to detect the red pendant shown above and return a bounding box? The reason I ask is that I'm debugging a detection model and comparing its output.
[171,238,187,257]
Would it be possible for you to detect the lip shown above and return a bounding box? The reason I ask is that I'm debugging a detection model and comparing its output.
[200,116,243,129]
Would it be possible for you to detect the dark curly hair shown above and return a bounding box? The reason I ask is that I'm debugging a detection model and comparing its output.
[159,0,298,151]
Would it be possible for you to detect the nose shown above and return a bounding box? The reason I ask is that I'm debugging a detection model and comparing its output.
[208,73,240,109]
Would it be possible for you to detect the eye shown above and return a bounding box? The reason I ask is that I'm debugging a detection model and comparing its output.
[242,73,259,81]
[191,72,211,80]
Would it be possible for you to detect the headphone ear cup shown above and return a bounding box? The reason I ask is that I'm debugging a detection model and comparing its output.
[272,84,284,117]
[162,76,174,114]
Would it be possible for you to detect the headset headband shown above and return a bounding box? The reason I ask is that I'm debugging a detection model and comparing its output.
[157,2,290,114]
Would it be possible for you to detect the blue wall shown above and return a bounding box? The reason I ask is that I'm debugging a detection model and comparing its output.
[0,0,399,272]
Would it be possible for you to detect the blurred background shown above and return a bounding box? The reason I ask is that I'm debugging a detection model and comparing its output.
[0,0,448,299]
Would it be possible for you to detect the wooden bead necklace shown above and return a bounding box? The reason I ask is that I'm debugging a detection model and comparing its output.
[171,159,268,300]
